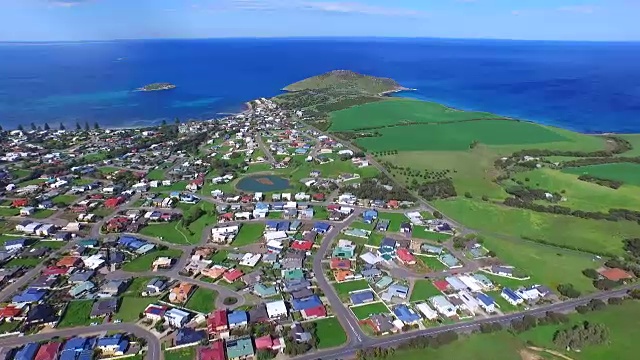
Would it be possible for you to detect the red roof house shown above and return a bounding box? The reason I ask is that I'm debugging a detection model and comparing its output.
[35,342,61,360]
[223,268,244,283]
[198,341,225,360]
[330,258,352,270]
[104,197,124,208]
[301,305,326,319]
[312,193,325,201]
[0,305,23,320]
[396,248,417,265]
[291,240,314,252]
[56,256,83,268]
[327,204,340,211]
[42,266,69,276]
[255,335,275,350]
[599,268,634,281]
[387,200,399,209]
[433,280,450,292]
[207,310,228,334]
[12,198,29,207]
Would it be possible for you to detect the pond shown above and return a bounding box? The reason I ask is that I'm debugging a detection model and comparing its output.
[236,175,290,192]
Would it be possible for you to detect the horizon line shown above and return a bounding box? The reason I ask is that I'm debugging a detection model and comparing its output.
[1,35,639,44]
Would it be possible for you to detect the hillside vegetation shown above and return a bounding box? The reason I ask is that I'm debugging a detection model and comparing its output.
[284,70,402,94]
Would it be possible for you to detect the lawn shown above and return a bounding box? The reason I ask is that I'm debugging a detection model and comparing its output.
[210,250,229,264]
[32,240,66,249]
[98,166,119,174]
[357,120,571,152]
[481,236,602,294]
[313,206,329,220]
[30,209,56,219]
[393,332,523,360]
[485,290,520,313]
[232,223,264,246]
[0,321,19,334]
[368,233,385,247]
[329,99,507,131]
[288,158,379,183]
[433,198,637,256]
[52,194,79,206]
[185,288,217,314]
[122,249,183,272]
[562,163,640,187]
[410,280,442,302]
[139,202,216,245]
[146,168,166,181]
[115,296,157,322]
[376,212,408,232]
[123,277,158,296]
[351,302,389,320]
[517,301,640,360]
[412,228,452,242]
[513,168,640,212]
[313,317,348,349]
[58,300,94,328]
[247,163,273,173]
[416,255,448,272]
[0,207,19,216]
[164,347,196,360]
[334,279,370,296]
[5,258,42,267]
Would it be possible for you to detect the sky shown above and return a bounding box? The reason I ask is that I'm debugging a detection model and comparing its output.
[0,0,636,42]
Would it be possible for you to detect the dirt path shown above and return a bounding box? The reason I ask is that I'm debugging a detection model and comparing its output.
[527,346,576,360]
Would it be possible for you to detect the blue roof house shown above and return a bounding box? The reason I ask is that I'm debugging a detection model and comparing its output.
[350,291,375,305]
[96,334,129,355]
[14,343,39,360]
[63,336,92,353]
[292,295,323,311]
[227,310,248,329]
[5,238,27,251]
[501,288,524,306]
[12,288,46,304]
[175,328,207,346]
[362,210,378,224]
[312,222,331,233]
[393,305,421,324]
[476,293,496,313]
[265,221,280,231]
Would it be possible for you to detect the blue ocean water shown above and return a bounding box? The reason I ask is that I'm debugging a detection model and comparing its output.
[1,38,639,133]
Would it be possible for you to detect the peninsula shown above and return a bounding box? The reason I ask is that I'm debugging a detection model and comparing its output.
[136,82,176,92]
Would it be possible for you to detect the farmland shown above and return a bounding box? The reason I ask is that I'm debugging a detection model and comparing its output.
[433,198,636,256]
[562,163,640,186]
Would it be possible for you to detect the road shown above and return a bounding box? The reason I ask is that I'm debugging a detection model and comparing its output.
[0,323,162,360]
[292,285,638,360]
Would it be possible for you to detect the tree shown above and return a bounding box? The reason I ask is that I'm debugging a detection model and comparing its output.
[174,117,180,124]
[161,119,167,126]
[582,268,600,280]
[94,122,100,130]
[43,122,50,131]
[59,122,65,131]
[84,121,90,131]
[30,122,36,131]
[433,211,443,219]
[76,122,82,130]
[553,322,609,351]
[17,124,23,131]
[557,283,581,298]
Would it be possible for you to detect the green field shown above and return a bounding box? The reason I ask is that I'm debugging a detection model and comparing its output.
[123,277,157,296]
[115,296,157,322]
[357,120,571,152]
[512,168,640,212]
[393,332,523,360]
[416,255,448,272]
[410,280,442,302]
[376,212,408,232]
[5,258,42,268]
[232,223,264,246]
[329,99,506,131]
[164,347,196,360]
[30,209,56,219]
[433,198,637,256]
[58,300,94,328]
[481,236,601,293]
[0,208,19,216]
[562,163,640,186]
[412,228,452,242]
[122,249,183,272]
[351,302,389,320]
[334,279,370,297]
[185,288,217,313]
[146,168,166,181]
[314,317,348,349]
[139,202,216,244]
[52,194,78,206]
[288,158,379,182]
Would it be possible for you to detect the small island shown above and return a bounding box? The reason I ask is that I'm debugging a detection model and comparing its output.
[136,82,176,92]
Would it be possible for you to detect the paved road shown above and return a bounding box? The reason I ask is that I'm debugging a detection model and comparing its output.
[292,285,638,360]
[256,134,276,164]
[0,323,162,360]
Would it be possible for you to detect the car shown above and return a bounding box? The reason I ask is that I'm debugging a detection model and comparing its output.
[114,319,122,323]
[90,322,98,326]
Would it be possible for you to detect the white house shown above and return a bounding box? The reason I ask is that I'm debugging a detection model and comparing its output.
[240,253,262,267]
[164,308,190,328]
[83,254,106,270]
[430,296,457,318]
[20,207,35,216]
[415,303,439,321]
[456,291,480,313]
[265,300,288,319]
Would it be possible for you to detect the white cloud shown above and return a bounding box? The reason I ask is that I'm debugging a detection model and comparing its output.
[48,0,90,7]
[212,0,426,17]
[557,5,597,14]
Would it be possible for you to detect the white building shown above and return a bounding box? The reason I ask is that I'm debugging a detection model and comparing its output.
[266,300,288,319]
[240,253,262,267]
[430,296,457,318]
[415,303,439,321]
[457,275,484,293]
[164,308,190,328]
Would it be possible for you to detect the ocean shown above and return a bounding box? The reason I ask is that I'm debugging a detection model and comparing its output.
[0,38,639,133]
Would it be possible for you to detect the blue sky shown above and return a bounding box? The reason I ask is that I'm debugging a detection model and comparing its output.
[0,0,636,41]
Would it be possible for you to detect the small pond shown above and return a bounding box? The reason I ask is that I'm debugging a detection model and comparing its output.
[236,175,290,192]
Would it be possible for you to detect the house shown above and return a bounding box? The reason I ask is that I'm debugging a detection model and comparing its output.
[501,288,524,306]
[439,254,462,268]
[399,222,412,234]
[445,276,468,291]
[227,310,248,329]
[25,304,57,325]
[430,295,457,318]
[362,268,382,280]
[91,298,119,318]
[490,265,514,277]
[248,304,270,324]
[101,279,128,296]
[29,274,59,289]
[393,305,421,324]
[0,305,24,321]
[292,295,323,312]
[169,282,195,304]
[143,305,167,322]
[456,291,480,313]
[68,281,95,298]
[376,219,390,232]
[476,293,496,313]
[375,276,393,289]
[364,314,395,335]
[164,308,191,328]
[415,303,439,321]
[15,343,40,360]
[301,305,326,320]
[254,283,278,298]
[290,323,312,343]
[226,336,254,360]
[96,334,129,356]
[176,328,207,346]
[312,222,331,233]
[265,299,288,319]
[255,335,285,352]
[224,268,244,283]
[207,310,229,335]
[362,209,378,224]
[34,342,61,360]
[599,268,634,281]
[381,284,409,301]
[198,341,226,360]
[57,256,83,268]
[350,291,375,305]
[20,207,35,216]
[4,238,27,252]
[396,248,416,265]
[145,278,167,295]
[330,258,351,270]
[13,288,46,304]
[333,269,353,282]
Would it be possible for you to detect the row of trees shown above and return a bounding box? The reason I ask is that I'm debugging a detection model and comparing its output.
[578,174,623,189]
[14,121,100,132]
[553,322,610,350]
[413,178,457,201]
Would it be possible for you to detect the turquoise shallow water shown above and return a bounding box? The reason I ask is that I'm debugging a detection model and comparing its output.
[1,38,639,132]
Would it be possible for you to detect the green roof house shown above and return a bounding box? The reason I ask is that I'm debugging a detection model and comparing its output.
[282,268,304,282]
[226,336,254,360]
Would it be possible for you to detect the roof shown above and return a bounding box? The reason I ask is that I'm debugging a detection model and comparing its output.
[226,336,254,359]
[502,288,522,302]
[15,343,39,360]
[176,328,207,346]
[350,291,374,305]
[599,268,634,281]
[227,310,248,325]
[198,342,225,360]
[476,293,495,306]
[208,309,228,329]
[13,288,46,303]
[255,335,275,350]
[35,343,61,360]
[292,295,322,311]
[301,305,326,318]
[393,305,421,323]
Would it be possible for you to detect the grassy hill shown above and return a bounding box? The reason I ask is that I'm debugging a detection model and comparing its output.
[283,70,402,94]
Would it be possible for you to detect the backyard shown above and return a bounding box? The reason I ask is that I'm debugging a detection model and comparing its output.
[351,302,390,320]
[410,280,442,302]
[58,300,94,328]
[232,223,265,247]
[334,279,370,297]
[115,296,157,322]
[185,288,217,314]
[313,317,348,349]
[122,249,183,272]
